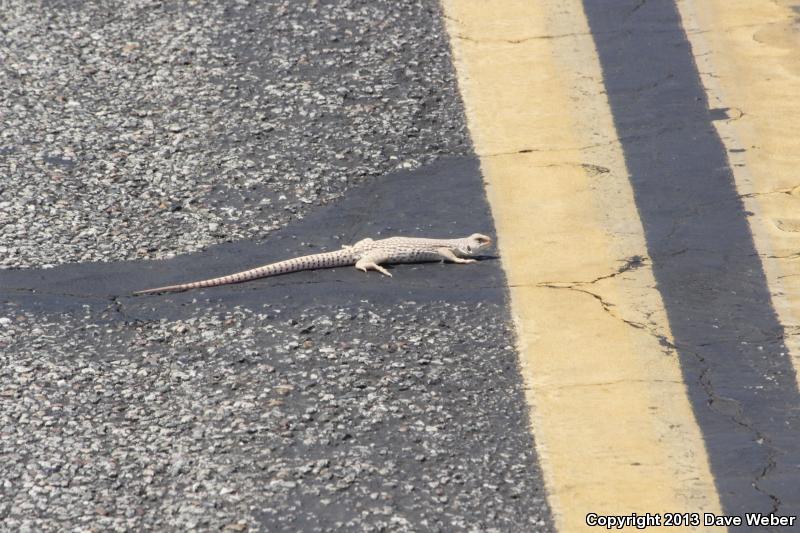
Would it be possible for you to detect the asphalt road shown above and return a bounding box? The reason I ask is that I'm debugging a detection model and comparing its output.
[0,1,553,531]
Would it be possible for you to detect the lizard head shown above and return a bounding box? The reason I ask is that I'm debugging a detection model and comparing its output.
[458,233,492,256]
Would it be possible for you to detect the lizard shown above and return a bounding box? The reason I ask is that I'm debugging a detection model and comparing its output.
[133,233,492,295]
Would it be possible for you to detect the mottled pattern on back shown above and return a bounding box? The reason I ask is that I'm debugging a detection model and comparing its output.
[134,234,491,294]
[353,237,465,262]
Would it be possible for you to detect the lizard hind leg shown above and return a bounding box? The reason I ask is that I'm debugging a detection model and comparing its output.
[342,239,374,253]
[355,255,392,277]
[352,238,374,248]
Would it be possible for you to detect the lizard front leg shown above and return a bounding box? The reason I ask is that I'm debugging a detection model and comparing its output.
[437,248,477,264]
[355,252,392,277]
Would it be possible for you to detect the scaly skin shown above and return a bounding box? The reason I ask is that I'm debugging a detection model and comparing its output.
[134,233,492,294]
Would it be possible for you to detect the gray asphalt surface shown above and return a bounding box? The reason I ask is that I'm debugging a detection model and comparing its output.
[1,301,547,532]
[1,0,467,268]
[0,1,553,531]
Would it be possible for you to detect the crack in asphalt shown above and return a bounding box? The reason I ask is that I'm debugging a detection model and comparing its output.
[477,122,723,158]
[548,378,683,390]
[530,249,788,512]
[452,28,715,46]
[452,31,594,44]
[538,282,678,355]
[624,0,647,22]
[538,255,648,288]
[515,161,612,175]
[445,13,767,48]
[694,356,782,516]
[534,256,678,358]
[758,252,800,260]
[739,184,800,199]
[537,272,783,512]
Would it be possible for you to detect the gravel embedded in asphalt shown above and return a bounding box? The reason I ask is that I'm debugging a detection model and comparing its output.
[0,0,469,268]
[0,302,551,532]
[1,1,555,530]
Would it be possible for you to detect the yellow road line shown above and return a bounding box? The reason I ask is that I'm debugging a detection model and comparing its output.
[678,0,800,390]
[442,1,723,530]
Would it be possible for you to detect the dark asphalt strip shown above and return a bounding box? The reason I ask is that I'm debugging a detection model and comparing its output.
[583,0,800,519]
[1,157,505,320]
[1,155,554,530]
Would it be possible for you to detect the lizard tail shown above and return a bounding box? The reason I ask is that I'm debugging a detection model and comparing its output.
[133,250,354,295]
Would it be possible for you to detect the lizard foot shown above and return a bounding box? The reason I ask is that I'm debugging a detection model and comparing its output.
[355,259,393,277]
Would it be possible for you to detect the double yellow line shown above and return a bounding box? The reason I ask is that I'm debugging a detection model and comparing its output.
[446,0,800,528]
[442,1,724,530]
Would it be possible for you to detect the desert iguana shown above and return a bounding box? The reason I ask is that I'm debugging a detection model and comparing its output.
[134,233,492,294]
